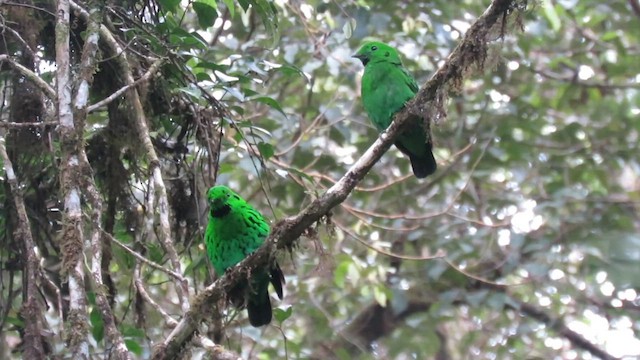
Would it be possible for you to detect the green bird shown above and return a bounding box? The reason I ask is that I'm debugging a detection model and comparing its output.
[204,185,284,327]
[353,41,437,178]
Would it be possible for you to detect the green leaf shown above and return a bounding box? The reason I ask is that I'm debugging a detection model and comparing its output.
[427,261,448,280]
[343,18,356,39]
[87,291,96,305]
[125,339,143,356]
[4,316,24,328]
[253,0,279,46]
[601,31,619,42]
[177,86,202,100]
[195,71,212,82]
[219,163,235,174]
[438,289,462,305]
[373,284,388,307]
[257,142,275,160]
[222,0,235,17]
[158,0,181,13]
[169,28,208,49]
[465,289,489,307]
[193,1,218,28]
[334,260,350,288]
[523,262,549,278]
[250,96,286,117]
[237,0,251,11]
[542,0,561,32]
[241,87,259,97]
[148,243,164,264]
[486,292,507,310]
[273,64,308,81]
[273,306,293,323]
[335,349,352,360]
[195,61,229,72]
[121,325,145,338]
[90,308,104,343]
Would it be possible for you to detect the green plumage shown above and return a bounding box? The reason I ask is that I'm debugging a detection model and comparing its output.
[354,41,437,178]
[204,185,284,327]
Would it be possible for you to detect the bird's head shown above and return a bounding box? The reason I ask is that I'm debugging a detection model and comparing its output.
[207,185,237,217]
[353,42,402,66]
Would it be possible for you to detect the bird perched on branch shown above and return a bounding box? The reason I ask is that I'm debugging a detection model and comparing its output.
[353,41,437,178]
[204,185,284,327]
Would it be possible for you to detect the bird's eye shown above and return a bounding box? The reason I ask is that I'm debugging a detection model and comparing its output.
[371,46,378,51]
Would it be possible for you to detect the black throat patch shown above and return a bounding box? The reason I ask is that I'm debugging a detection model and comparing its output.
[211,204,231,218]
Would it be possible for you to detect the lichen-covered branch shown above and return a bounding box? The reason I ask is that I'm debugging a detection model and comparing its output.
[87,58,165,113]
[70,0,190,313]
[151,1,525,358]
[72,5,131,359]
[0,121,58,128]
[55,0,89,357]
[0,106,49,359]
[0,54,56,99]
[407,0,525,126]
[104,230,186,281]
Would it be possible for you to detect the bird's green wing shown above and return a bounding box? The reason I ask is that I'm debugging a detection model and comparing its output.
[400,66,419,94]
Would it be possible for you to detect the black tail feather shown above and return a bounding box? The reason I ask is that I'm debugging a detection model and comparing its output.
[245,263,284,327]
[395,141,437,179]
[270,263,285,299]
[247,294,272,327]
[408,151,437,178]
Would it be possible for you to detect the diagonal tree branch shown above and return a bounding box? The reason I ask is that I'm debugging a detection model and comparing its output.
[151,0,526,358]
[513,299,620,360]
[0,54,56,99]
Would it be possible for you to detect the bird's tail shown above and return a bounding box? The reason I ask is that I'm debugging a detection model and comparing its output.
[247,289,272,327]
[246,269,278,327]
[408,149,437,178]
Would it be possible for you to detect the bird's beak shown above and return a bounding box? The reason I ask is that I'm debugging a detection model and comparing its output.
[352,53,368,66]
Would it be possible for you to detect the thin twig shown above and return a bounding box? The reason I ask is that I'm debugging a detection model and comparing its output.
[0,121,58,128]
[135,277,179,326]
[103,230,186,282]
[334,219,447,261]
[0,22,37,59]
[0,54,56,99]
[87,57,165,112]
